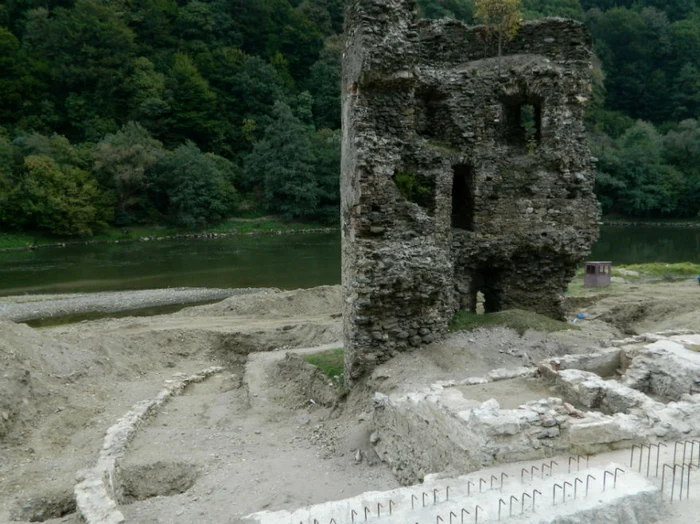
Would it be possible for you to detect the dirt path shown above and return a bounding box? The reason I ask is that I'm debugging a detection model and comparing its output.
[0,288,267,323]
[119,371,396,524]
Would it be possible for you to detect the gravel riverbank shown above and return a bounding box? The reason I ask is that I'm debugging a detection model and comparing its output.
[0,287,270,323]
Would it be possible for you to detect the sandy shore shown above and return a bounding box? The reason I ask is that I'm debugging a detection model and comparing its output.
[0,287,270,322]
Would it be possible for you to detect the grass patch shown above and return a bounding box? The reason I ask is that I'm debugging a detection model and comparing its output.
[602,215,700,224]
[450,309,574,335]
[614,262,700,278]
[303,348,344,379]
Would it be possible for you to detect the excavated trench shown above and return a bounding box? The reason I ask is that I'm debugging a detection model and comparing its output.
[119,461,200,503]
[10,489,76,522]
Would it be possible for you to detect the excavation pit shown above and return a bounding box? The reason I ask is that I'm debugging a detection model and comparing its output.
[371,333,700,485]
[456,377,559,409]
[10,489,76,522]
[119,461,199,503]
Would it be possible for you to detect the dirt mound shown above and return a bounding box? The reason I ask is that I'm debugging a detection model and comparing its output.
[0,322,64,442]
[176,286,342,319]
[270,353,338,408]
[590,296,700,334]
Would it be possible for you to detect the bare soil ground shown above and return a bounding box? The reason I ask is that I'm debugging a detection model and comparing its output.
[0,279,698,523]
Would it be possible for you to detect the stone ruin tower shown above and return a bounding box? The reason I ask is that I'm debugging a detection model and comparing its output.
[341,0,601,384]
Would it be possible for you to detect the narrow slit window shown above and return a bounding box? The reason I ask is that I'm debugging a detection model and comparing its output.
[451,164,475,231]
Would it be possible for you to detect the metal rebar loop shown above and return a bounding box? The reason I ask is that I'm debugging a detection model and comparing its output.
[656,443,667,477]
[563,481,573,502]
[389,500,394,515]
[574,477,583,499]
[491,474,499,490]
[662,464,675,501]
[521,492,531,514]
[676,464,685,502]
[542,463,551,478]
[461,508,470,524]
[377,503,382,518]
[553,483,563,506]
[364,506,370,521]
[423,492,429,507]
[467,480,474,496]
[603,470,614,491]
[446,486,450,501]
[474,505,482,524]
[568,456,578,473]
[437,516,444,524]
[532,489,542,512]
[509,495,518,516]
[531,465,539,480]
[351,509,357,523]
[411,494,418,510]
[501,472,509,489]
[630,444,639,468]
[434,488,439,504]
[586,474,596,497]
[498,498,506,521]
[579,454,590,469]
[521,468,529,482]
[683,441,694,466]
[614,467,625,488]
[450,511,457,524]
[674,441,683,464]
[638,444,647,473]
[479,478,487,493]
[330,519,337,524]
[685,464,697,500]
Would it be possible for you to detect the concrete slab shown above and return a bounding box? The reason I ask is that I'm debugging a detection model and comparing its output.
[243,461,662,524]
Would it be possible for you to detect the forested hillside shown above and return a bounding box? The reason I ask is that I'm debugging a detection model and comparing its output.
[0,0,698,236]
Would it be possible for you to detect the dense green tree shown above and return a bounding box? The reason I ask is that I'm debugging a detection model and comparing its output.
[311,128,341,223]
[243,102,319,219]
[28,0,136,139]
[164,54,217,148]
[0,135,13,224]
[7,154,107,236]
[0,27,26,119]
[150,142,237,228]
[418,0,474,21]
[226,55,292,148]
[93,122,165,224]
[523,0,583,20]
[595,121,686,217]
[306,36,342,131]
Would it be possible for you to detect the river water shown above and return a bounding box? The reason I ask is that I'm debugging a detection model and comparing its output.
[0,226,697,296]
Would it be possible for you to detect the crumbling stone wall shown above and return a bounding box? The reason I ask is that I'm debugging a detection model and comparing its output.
[342,0,601,384]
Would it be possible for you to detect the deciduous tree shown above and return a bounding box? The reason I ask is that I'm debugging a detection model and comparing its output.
[474,0,522,59]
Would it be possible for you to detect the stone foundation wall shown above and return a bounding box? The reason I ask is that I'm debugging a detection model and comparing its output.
[342,0,601,383]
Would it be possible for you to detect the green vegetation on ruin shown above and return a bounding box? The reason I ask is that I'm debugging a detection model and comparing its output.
[450,309,574,335]
[303,348,345,379]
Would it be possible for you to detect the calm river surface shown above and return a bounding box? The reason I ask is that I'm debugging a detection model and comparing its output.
[0,226,698,296]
